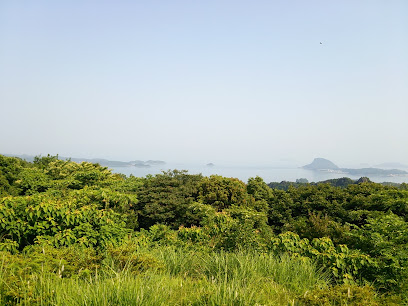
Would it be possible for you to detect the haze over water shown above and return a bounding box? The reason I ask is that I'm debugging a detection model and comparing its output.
[111,163,408,184]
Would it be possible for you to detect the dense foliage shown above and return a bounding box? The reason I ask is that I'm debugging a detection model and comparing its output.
[1,154,408,304]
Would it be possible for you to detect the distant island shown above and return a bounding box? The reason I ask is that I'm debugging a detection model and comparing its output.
[302,158,339,171]
[62,157,166,168]
[129,160,166,168]
[206,163,215,167]
[72,158,166,168]
[303,158,408,177]
[2,154,166,168]
[375,162,408,169]
[146,160,166,166]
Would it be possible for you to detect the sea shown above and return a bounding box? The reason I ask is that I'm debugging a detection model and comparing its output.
[110,163,408,184]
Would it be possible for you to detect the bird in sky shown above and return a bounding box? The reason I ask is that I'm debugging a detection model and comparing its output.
[320,42,323,45]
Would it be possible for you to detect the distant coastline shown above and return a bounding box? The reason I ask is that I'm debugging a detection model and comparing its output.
[2,153,165,169]
[303,158,408,177]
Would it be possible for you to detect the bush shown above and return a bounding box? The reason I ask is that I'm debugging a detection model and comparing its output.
[0,193,129,249]
[105,246,164,274]
[300,284,393,306]
[270,232,375,284]
[0,245,101,304]
[348,212,408,295]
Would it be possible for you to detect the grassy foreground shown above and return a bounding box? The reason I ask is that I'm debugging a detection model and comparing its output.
[1,246,330,305]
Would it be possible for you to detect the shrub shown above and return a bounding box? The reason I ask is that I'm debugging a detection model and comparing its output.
[299,284,390,306]
[348,212,408,295]
[105,243,164,274]
[270,232,375,284]
[0,194,129,249]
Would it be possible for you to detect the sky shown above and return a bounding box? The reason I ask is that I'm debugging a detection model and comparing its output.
[1,0,407,166]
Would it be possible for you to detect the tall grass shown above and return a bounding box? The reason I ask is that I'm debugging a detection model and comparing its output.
[1,247,328,305]
[154,247,328,294]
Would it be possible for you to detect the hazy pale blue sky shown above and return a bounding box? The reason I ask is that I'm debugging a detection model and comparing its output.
[1,0,407,166]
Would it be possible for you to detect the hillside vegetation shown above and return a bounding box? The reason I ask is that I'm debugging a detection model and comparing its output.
[1,154,408,305]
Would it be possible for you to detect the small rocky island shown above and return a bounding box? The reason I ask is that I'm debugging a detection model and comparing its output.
[303,158,408,176]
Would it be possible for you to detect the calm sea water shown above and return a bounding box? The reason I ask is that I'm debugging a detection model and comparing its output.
[111,164,408,184]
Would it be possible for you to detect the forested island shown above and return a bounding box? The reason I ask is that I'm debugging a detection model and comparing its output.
[1,154,408,305]
[303,157,408,176]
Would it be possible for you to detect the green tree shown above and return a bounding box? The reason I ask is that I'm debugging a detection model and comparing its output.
[198,175,252,211]
[135,170,203,229]
[246,176,271,212]
[348,212,408,295]
[15,168,51,195]
[33,154,59,170]
[0,155,31,195]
